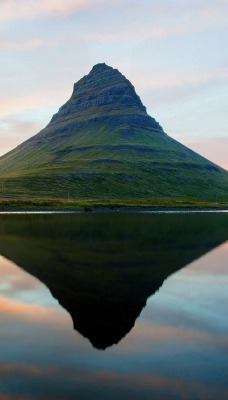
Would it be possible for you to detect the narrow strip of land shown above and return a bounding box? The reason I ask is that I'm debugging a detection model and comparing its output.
[0,197,227,212]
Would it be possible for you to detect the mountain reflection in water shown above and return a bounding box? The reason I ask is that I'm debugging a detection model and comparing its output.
[0,212,227,350]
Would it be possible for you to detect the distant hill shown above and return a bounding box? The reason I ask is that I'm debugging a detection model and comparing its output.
[0,63,227,200]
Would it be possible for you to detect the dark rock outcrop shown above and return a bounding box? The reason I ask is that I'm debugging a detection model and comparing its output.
[51,63,147,120]
[48,63,163,135]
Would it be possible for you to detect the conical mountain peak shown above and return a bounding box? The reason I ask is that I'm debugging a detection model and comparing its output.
[0,64,227,200]
[90,62,113,73]
[51,63,148,124]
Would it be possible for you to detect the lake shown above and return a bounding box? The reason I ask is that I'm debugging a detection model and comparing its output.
[0,212,227,399]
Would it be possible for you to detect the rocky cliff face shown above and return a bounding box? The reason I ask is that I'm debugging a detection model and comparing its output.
[51,63,147,120]
[47,62,163,135]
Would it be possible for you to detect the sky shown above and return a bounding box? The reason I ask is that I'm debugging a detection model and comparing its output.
[0,0,227,169]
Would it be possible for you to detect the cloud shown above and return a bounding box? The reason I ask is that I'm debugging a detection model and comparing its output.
[0,21,194,52]
[131,68,228,91]
[0,296,52,318]
[0,115,42,133]
[0,362,49,376]
[0,115,44,156]
[125,0,228,18]
[0,0,110,21]
[60,3,227,44]
[0,255,41,292]
[0,87,63,115]
[1,0,227,31]
[183,137,228,170]
[0,38,58,51]
[180,242,228,275]
[0,361,227,400]
[121,321,228,350]
[0,295,72,329]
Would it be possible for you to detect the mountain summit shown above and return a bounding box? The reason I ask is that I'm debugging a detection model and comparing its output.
[49,62,163,133]
[0,63,227,200]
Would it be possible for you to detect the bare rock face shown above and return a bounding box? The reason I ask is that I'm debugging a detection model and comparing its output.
[49,63,163,133]
[52,63,146,117]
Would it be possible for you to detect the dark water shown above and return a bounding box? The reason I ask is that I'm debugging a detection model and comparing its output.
[0,212,227,400]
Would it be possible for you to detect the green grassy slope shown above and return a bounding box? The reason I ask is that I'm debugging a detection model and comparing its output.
[0,124,227,200]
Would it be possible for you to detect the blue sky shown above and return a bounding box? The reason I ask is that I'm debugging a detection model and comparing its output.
[0,0,227,168]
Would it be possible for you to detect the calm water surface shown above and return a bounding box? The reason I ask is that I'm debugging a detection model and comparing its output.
[0,213,227,399]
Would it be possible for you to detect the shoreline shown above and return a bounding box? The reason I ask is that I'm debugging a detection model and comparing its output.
[0,206,227,213]
[0,197,227,213]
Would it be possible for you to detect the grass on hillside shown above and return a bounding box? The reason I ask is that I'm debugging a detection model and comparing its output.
[0,122,227,203]
[0,197,227,211]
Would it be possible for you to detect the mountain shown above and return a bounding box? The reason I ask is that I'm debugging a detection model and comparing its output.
[0,213,227,349]
[0,63,227,200]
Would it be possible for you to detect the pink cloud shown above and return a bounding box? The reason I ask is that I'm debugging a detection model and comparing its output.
[0,0,110,21]
[0,358,226,400]
[1,0,227,27]
[0,86,65,114]
[181,242,228,275]
[71,9,227,44]
[0,295,72,328]
[46,366,228,400]
[0,363,227,399]
[183,137,228,170]
[0,362,51,376]
[120,321,228,350]
[0,38,58,51]
[130,68,228,90]
[0,256,71,326]
[0,255,40,291]
[0,115,45,156]
[0,296,51,317]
